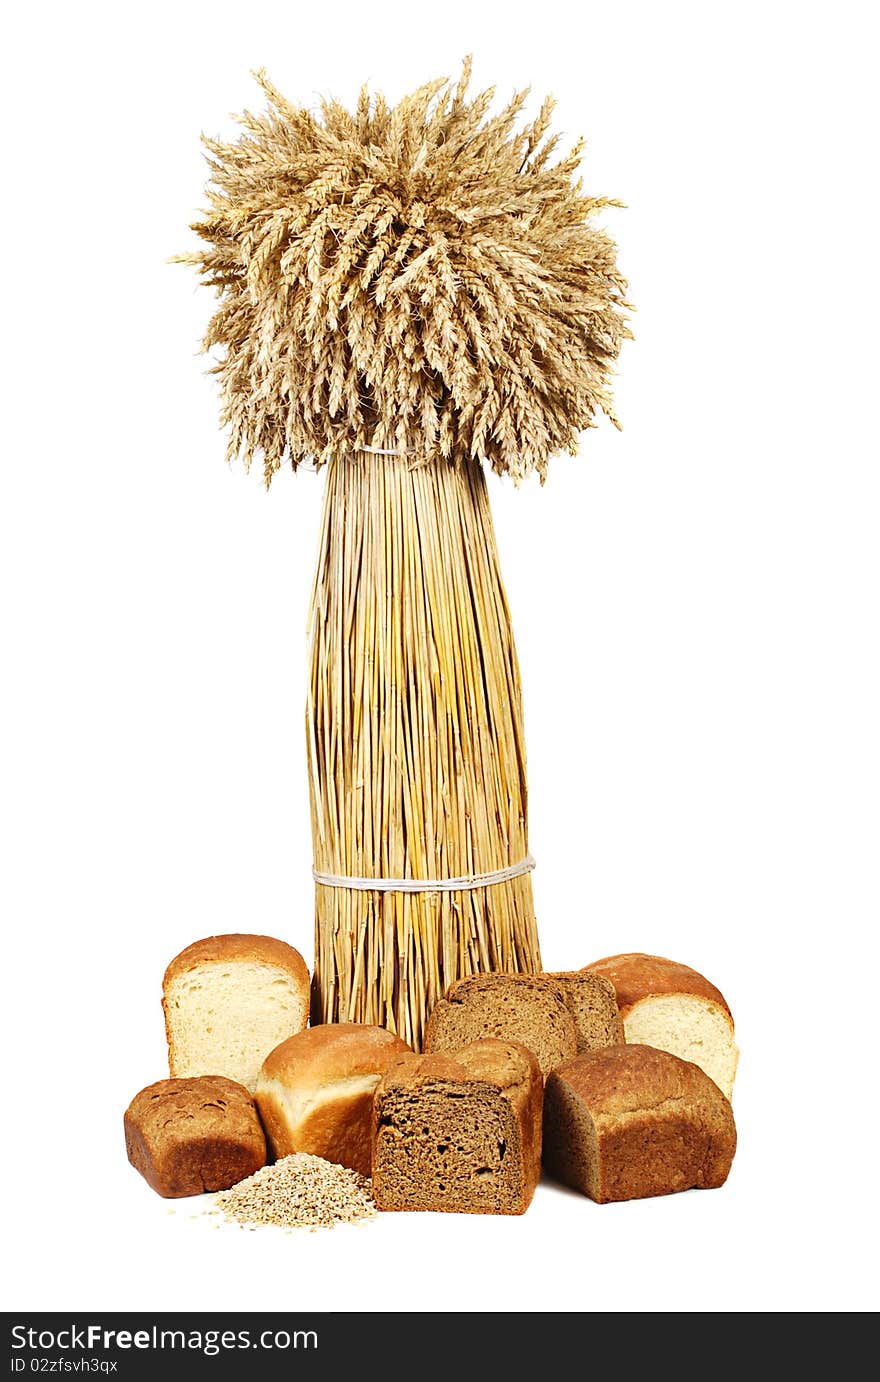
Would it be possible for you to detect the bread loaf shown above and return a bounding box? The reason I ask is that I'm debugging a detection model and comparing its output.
[543,1045,736,1203]
[124,1075,266,1198]
[163,933,310,1093]
[423,973,577,1076]
[372,1039,543,1215]
[423,971,621,1073]
[544,971,623,1051]
[255,1023,412,1176]
[582,952,738,1099]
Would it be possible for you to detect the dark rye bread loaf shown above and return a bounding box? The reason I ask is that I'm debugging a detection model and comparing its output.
[124,1075,266,1198]
[423,973,577,1076]
[372,1040,543,1215]
[423,971,621,1074]
[544,971,623,1051]
[543,1045,736,1203]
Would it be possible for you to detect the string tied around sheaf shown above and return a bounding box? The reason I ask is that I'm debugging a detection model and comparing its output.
[312,855,536,894]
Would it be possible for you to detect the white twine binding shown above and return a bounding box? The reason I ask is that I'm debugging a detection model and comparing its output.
[312,854,536,893]
[356,445,416,456]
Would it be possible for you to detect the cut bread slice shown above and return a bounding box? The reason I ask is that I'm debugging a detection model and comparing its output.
[544,971,623,1051]
[163,934,310,1093]
[543,1044,736,1203]
[423,973,577,1076]
[582,952,738,1099]
[255,1023,411,1175]
[372,1039,543,1214]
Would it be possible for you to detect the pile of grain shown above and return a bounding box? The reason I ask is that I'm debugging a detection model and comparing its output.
[212,1153,376,1230]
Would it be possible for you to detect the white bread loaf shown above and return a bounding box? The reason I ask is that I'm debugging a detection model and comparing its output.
[163,933,310,1093]
[255,1023,411,1175]
[582,952,738,1099]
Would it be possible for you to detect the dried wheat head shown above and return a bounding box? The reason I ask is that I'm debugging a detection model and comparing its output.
[183,59,630,486]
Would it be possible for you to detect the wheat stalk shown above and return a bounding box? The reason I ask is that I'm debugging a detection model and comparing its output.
[307,448,541,1047]
[182,63,629,1046]
[180,59,630,487]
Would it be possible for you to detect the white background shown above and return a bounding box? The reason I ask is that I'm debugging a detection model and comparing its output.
[2,0,877,1315]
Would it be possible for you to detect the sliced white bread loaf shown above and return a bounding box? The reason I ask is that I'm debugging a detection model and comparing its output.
[255,1023,412,1176]
[582,952,738,1100]
[163,934,310,1093]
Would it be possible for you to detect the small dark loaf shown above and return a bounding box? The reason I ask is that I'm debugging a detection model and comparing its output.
[124,1075,266,1198]
[372,1039,543,1215]
[543,1044,736,1203]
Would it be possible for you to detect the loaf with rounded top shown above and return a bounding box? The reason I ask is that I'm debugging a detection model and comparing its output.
[255,1022,412,1175]
[543,1044,736,1203]
[372,1038,543,1215]
[162,933,310,1093]
[582,952,738,1099]
[124,1075,266,1198]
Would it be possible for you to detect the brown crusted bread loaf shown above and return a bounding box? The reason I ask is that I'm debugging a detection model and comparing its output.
[582,952,738,1099]
[124,1075,266,1198]
[423,973,577,1076]
[255,1023,412,1175]
[372,1039,543,1215]
[544,971,623,1051]
[543,1044,736,1203]
[163,933,310,1093]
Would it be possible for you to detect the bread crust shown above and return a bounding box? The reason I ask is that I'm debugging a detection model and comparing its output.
[255,1023,411,1175]
[544,1045,736,1203]
[162,933,310,990]
[380,1036,541,1098]
[582,952,732,1021]
[373,1039,543,1213]
[124,1075,266,1198]
[260,1022,409,1086]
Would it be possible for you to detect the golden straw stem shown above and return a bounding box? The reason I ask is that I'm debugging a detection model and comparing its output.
[307,451,541,1047]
